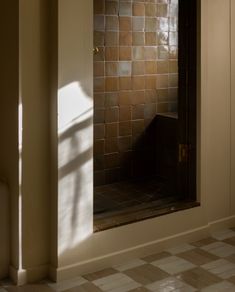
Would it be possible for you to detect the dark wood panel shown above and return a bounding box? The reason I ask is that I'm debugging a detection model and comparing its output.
[178,0,198,200]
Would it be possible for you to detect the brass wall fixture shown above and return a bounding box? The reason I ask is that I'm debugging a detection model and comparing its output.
[93,47,99,55]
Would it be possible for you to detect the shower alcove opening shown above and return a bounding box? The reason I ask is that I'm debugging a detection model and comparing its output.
[93,0,199,231]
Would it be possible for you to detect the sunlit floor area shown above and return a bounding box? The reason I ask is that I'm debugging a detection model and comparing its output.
[2,228,235,291]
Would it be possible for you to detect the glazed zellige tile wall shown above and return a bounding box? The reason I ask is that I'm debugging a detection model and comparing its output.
[94,0,178,186]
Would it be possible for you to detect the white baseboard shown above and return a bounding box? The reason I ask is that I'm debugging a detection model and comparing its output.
[9,266,27,286]
[51,215,235,282]
[52,225,209,281]
[9,215,235,283]
[208,215,235,231]
[9,264,48,285]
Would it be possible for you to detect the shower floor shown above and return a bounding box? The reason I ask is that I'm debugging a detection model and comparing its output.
[94,176,174,214]
[94,175,199,231]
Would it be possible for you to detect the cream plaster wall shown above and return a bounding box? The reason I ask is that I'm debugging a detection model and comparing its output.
[56,0,94,268]
[231,0,235,214]
[203,0,231,221]
[20,0,50,281]
[49,0,59,271]
[0,0,19,278]
[0,182,10,279]
[52,0,235,281]
[3,0,235,284]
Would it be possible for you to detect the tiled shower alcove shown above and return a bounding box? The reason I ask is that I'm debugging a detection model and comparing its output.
[93,0,180,224]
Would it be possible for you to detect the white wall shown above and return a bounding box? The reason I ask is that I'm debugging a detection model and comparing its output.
[0,0,19,279]
[20,0,50,282]
[0,182,10,279]
[231,0,235,214]
[203,0,231,220]
[56,0,94,269]
[0,0,50,283]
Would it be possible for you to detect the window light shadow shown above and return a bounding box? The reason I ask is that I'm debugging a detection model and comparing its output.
[58,82,93,256]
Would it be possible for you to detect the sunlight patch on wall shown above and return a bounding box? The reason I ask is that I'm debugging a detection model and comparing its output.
[58,82,92,132]
[58,82,93,256]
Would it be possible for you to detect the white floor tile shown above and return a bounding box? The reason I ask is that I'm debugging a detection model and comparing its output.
[146,276,196,292]
[110,281,141,292]
[211,229,235,241]
[202,259,235,279]
[173,288,197,292]
[93,273,141,292]
[152,256,196,275]
[201,281,235,292]
[48,276,87,291]
[201,241,235,257]
[167,244,195,255]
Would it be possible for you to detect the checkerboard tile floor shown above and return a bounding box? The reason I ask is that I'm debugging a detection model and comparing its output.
[2,228,235,291]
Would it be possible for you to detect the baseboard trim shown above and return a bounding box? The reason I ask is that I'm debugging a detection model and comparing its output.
[25,264,49,283]
[9,264,48,285]
[9,266,27,286]
[52,215,235,282]
[208,215,235,231]
[53,225,209,281]
[9,216,235,283]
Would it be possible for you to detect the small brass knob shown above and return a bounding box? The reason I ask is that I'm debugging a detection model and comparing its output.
[93,47,99,55]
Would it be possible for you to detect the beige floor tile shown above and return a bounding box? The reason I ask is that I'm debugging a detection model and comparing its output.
[226,254,235,264]
[64,282,102,292]
[141,252,172,263]
[201,241,235,257]
[128,288,150,292]
[152,256,196,275]
[212,229,235,241]
[124,264,169,285]
[166,243,195,255]
[178,248,219,266]
[177,267,221,289]
[48,277,87,291]
[191,237,217,248]
[5,285,54,292]
[200,281,235,292]
[146,276,197,292]
[224,236,235,246]
[228,275,235,284]
[114,259,146,272]
[83,268,118,281]
[202,259,235,279]
[205,242,235,257]
[93,273,141,292]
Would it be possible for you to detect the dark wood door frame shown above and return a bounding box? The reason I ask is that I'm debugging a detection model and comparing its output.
[178,0,198,200]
